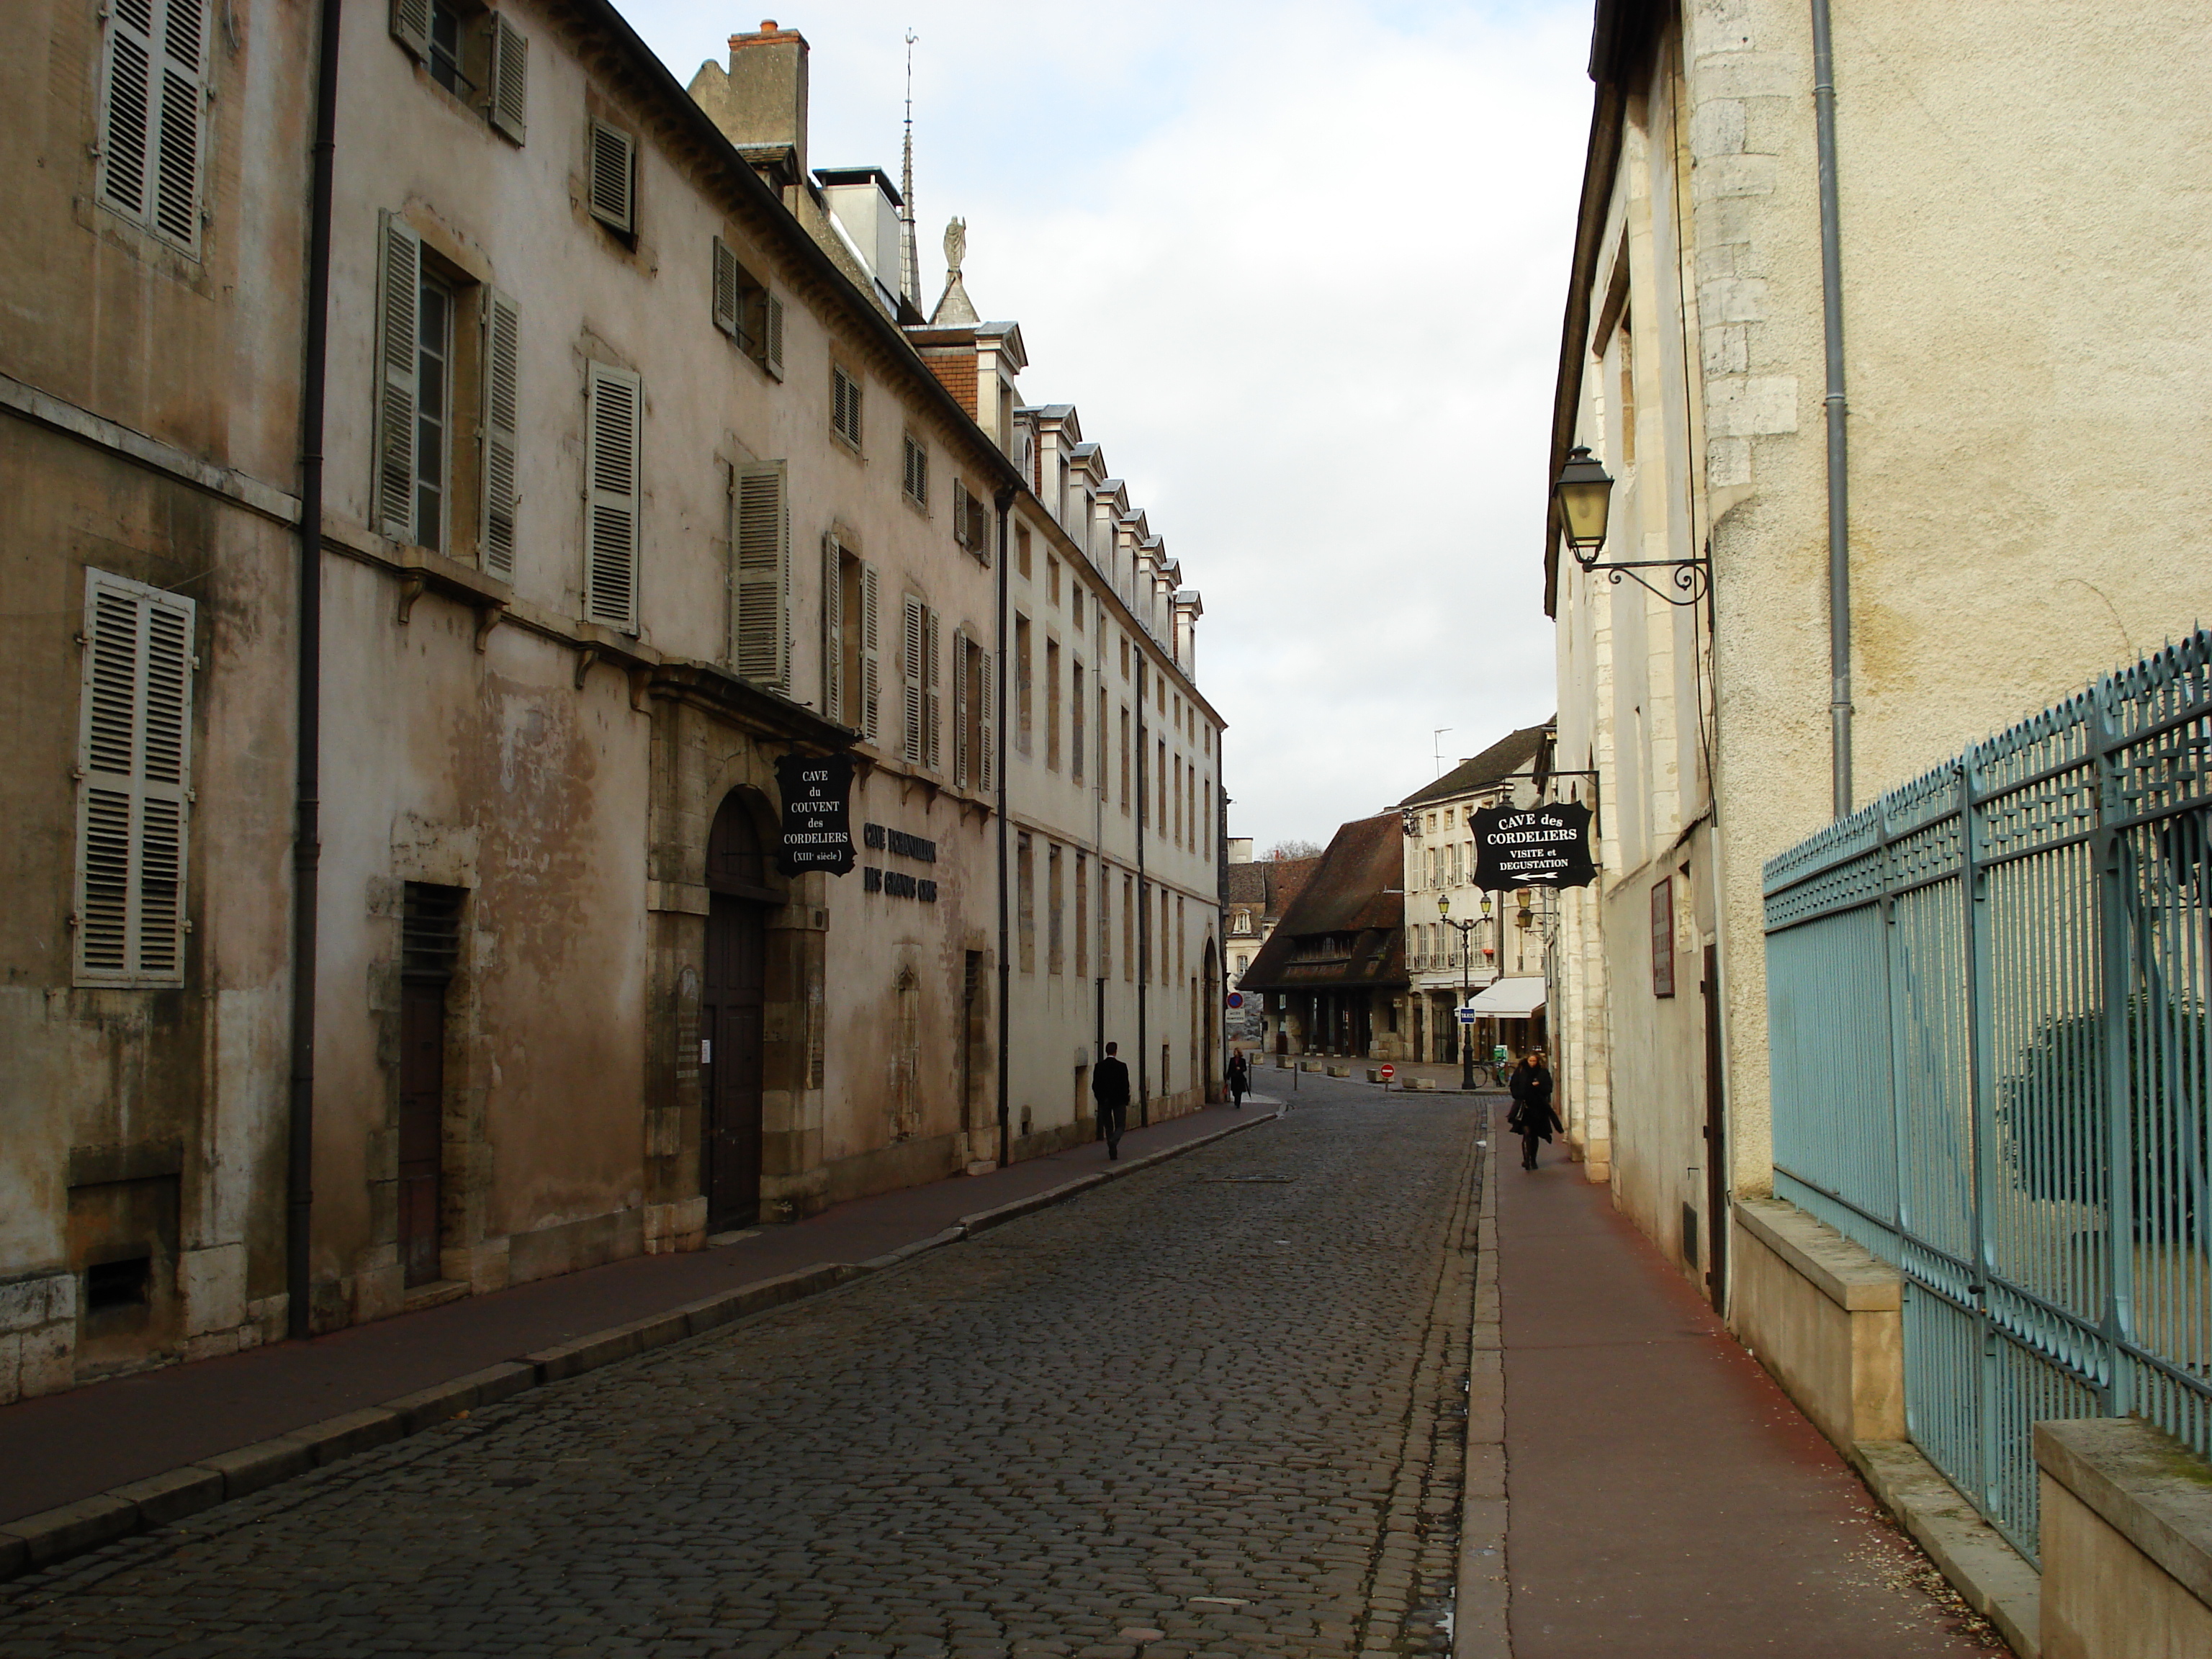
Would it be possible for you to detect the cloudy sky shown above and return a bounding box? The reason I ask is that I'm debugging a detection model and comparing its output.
[626,1,1595,850]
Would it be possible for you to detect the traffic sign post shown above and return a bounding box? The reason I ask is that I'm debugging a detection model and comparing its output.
[1455,1008,1478,1025]
[1378,1064,1395,1089]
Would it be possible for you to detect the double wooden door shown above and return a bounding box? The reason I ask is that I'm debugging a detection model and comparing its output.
[701,892,766,1232]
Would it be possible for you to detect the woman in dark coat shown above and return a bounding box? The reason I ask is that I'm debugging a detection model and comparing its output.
[1226,1051,1250,1110]
[1506,1053,1561,1171]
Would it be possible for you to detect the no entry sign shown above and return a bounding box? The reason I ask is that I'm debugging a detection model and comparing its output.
[1379,1064,1395,1081]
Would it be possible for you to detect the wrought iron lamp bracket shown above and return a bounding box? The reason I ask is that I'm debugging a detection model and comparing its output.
[1571,546,1710,608]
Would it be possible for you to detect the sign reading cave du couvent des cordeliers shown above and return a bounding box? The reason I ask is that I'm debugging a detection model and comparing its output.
[774,752,855,877]
[1469,801,1597,891]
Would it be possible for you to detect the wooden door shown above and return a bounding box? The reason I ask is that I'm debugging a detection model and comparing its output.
[702,894,766,1231]
[398,979,445,1288]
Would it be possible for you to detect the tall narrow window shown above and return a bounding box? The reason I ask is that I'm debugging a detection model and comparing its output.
[1098,861,1112,979]
[902,434,929,507]
[1071,663,1085,783]
[99,0,207,255]
[1014,615,1033,754]
[1119,707,1130,812]
[1617,314,1637,467]
[75,571,194,986]
[901,595,928,765]
[1017,835,1035,974]
[1015,525,1032,580]
[413,269,455,554]
[1122,873,1134,982]
[1048,843,1064,975]
[832,364,863,447]
[1075,852,1089,978]
[1046,639,1061,770]
[588,118,635,235]
[583,361,641,631]
[480,287,521,577]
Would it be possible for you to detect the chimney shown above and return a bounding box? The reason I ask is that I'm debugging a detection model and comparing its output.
[1228,838,1254,865]
[724,20,809,183]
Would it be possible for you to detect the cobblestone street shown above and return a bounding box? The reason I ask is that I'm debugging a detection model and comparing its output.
[0,1082,1480,1659]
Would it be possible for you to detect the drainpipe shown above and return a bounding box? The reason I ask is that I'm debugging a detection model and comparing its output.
[1811,0,1853,817]
[287,0,342,1344]
[1134,660,1148,1127]
[993,485,1015,1167]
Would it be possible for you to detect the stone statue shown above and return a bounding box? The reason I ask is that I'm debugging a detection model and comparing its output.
[943,216,966,274]
[930,215,979,326]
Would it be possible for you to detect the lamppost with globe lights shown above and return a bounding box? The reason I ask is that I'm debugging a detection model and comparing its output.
[1437,891,1490,1092]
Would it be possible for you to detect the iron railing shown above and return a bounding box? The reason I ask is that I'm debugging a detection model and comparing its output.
[1763,629,2211,1562]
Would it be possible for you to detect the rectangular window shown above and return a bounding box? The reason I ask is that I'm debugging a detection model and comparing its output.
[832,364,863,447]
[99,0,207,254]
[953,630,992,791]
[413,266,454,553]
[1016,524,1032,580]
[1157,739,1166,832]
[583,361,641,631]
[1651,875,1676,997]
[899,595,940,768]
[75,570,194,986]
[712,238,783,379]
[902,433,929,507]
[1125,874,1138,983]
[1119,707,1130,813]
[953,480,988,557]
[1048,557,1061,607]
[1014,614,1033,754]
[732,459,788,687]
[1119,636,1129,679]
[1045,638,1061,770]
[588,118,635,236]
[1100,862,1112,979]
[1075,852,1089,978]
[1017,835,1035,974]
[1048,843,1064,974]
[480,286,520,577]
[1097,686,1108,798]
[1071,588,1084,631]
[822,547,881,744]
[1071,664,1085,784]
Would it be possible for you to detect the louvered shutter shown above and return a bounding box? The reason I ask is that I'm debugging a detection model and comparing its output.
[925,610,943,773]
[711,238,739,338]
[390,0,431,58]
[99,0,157,223]
[733,460,789,687]
[951,631,969,786]
[488,12,528,143]
[583,361,641,631]
[858,562,882,745]
[480,285,521,577]
[763,294,786,381]
[900,595,925,764]
[820,533,843,723]
[150,0,204,251]
[976,644,995,793]
[374,212,423,543]
[588,120,634,235]
[76,571,194,987]
[102,0,206,254]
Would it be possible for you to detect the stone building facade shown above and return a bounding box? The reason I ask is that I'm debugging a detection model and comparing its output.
[0,3,1220,1399]
[1240,817,1407,1061]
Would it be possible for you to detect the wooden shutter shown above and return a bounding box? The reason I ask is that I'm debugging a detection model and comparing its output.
[951,631,970,786]
[711,237,739,338]
[374,211,423,542]
[858,562,881,745]
[390,0,431,58]
[102,0,207,253]
[976,641,995,793]
[583,361,640,631]
[763,293,786,380]
[488,12,528,143]
[900,595,925,765]
[480,285,520,577]
[820,533,843,723]
[733,459,789,687]
[588,120,634,235]
[925,609,943,772]
[76,571,194,986]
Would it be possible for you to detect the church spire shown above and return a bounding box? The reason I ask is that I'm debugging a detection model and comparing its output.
[899,30,920,310]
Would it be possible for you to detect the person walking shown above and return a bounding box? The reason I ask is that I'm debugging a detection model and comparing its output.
[1092,1040,1130,1160]
[1506,1051,1561,1172]
[1226,1050,1249,1110]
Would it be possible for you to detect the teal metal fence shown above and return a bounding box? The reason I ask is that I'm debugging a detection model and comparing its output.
[1763,629,2211,1563]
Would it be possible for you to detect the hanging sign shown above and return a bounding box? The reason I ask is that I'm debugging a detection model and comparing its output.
[1470,801,1596,890]
[775,752,856,876]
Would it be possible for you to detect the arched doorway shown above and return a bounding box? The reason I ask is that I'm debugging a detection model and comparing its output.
[701,792,774,1231]
[1201,938,1222,1100]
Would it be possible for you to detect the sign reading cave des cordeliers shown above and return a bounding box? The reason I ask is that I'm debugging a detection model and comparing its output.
[1469,801,1597,891]
[774,752,855,877]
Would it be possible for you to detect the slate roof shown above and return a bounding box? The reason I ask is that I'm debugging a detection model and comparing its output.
[1236,817,1407,994]
[1396,721,1553,810]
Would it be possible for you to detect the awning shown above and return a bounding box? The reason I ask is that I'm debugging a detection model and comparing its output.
[1464,977,1546,1017]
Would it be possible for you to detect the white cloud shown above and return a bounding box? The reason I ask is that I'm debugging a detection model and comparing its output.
[624,0,1592,845]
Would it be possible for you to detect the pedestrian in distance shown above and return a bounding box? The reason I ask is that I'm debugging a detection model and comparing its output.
[1506,1051,1561,1172]
[1226,1050,1249,1110]
[1092,1040,1130,1159]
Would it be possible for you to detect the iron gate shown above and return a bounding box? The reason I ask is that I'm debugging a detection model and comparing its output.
[1762,630,2210,1561]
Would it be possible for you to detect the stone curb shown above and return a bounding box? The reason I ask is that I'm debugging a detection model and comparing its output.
[1850,1439,2041,1658]
[1456,1102,1508,1659]
[0,1107,1280,1586]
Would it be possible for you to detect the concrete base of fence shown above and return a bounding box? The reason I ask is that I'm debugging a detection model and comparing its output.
[2036,1418,2212,1659]
[1730,1198,1905,1449]
[1854,1439,2044,1658]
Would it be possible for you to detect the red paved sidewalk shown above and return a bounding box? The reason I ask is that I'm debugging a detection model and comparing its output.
[0,1102,1272,1527]
[1498,1138,2001,1655]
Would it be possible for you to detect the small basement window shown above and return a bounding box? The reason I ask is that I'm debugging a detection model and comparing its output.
[86,1254,153,1313]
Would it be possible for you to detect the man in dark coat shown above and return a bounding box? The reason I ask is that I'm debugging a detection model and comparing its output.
[1092,1041,1131,1159]
[1506,1053,1561,1172]
[1226,1051,1250,1110]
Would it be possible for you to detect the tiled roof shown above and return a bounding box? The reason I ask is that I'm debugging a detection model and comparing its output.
[1237,817,1408,993]
[1397,721,1553,810]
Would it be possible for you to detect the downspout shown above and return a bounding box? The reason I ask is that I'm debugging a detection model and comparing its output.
[1811,0,1853,816]
[1134,660,1148,1128]
[993,486,1015,1167]
[287,0,342,1343]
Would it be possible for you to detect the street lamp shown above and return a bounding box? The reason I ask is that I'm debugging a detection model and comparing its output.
[1439,892,1480,1092]
[1553,443,1709,606]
